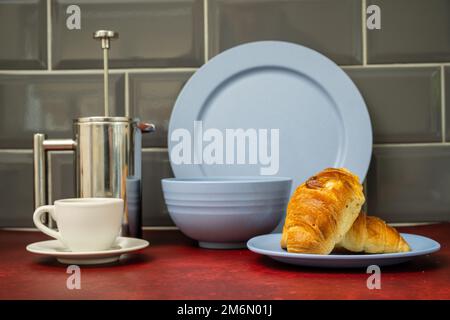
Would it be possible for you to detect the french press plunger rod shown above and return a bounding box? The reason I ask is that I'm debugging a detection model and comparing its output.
[93,30,118,117]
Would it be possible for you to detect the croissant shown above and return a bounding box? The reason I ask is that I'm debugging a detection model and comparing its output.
[281,168,365,254]
[337,211,410,253]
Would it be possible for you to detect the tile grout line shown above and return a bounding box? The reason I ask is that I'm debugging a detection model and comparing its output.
[48,150,72,154]
[362,179,368,213]
[5,142,450,153]
[0,149,33,153]
[441,66,446,142]
[373,142,450,148]
[46,0,52,71]
[203,0,209,62]
[361,0,367,66]
[125,71,130,117]
[389,222,440,227]
[342,62,450,69]
[142,226,179,231]
[142,147,168,152]
[0,148,166,153]
[0,67,199,75]
[47,152,53,205]
[1,63,448,76]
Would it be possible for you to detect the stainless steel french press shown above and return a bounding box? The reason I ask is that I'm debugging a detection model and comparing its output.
[33,30,154,237]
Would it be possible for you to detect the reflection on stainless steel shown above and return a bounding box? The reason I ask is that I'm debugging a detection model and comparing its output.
[33,134,46,222]
[33,117,154,237]
[137,122,156,133]
[75,117,134,199]
[43,139,77,150]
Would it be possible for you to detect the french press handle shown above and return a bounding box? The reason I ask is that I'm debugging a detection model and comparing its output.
[33,134,76,225]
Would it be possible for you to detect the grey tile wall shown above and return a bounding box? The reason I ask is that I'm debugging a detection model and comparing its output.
[445,67,450,141]
[1,0,450,226]
[49,151,75,202]
[208,0,363,65]
[0,152,34,227]
[345,67,442,143]
[367,0,450,63]
[0,74,125,149]
[141,150,174,226]
[0,0,47,69]
[367,146,450,222]
[129,71,194,147]
[52,0,204,69]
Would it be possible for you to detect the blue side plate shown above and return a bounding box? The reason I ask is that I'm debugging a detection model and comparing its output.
[247,233,440,268]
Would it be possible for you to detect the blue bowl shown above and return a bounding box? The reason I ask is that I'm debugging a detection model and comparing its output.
[161,177,292,249]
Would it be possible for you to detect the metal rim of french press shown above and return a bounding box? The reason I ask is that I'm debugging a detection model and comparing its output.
[75,116,131,123]
[74,117,156,133]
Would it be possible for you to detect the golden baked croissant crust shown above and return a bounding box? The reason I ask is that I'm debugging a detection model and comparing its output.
[337,211,410,253]
[281,168,365,254]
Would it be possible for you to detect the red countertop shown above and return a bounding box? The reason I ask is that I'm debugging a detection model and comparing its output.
[0,223,449,300]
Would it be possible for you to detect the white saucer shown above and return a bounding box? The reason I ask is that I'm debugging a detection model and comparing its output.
[26,237,149,265]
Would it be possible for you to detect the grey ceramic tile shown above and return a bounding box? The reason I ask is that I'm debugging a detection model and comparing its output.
[208,0,362,65]
[142,150,174,226]
[367,0,450,63]
[367,146,450,223]
[52,0,204,69]
[129,71,193,147]
[445,67,450,141]
[0,0,47,69]
[49,151,75,203]
[0,152,34,227]
[345,67,442,143]
[0,73,125,149]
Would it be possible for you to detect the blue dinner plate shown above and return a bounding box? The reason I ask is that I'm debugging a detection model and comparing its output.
[168,41,372,188]
[247,233,440,268]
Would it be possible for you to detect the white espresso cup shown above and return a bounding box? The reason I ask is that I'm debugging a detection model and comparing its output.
[33,198,124,252]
